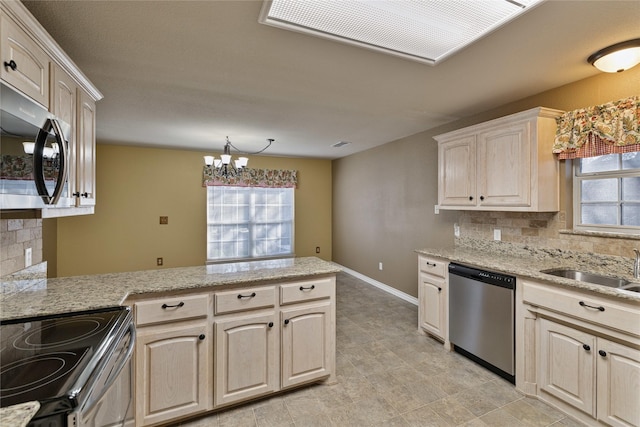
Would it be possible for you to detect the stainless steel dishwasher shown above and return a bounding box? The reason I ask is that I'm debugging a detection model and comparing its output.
[448,263,516,383]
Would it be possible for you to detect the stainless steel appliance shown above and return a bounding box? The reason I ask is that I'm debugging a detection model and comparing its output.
[0,82,72,210]
[448,263,516,383]
[0,307,135,427]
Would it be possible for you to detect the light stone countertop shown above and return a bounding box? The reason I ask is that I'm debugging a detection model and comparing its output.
[416,243,640,302]
[0,257,341,322]
[0,401,40,427]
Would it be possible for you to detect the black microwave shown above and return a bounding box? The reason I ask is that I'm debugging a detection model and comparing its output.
[0,83,72,210]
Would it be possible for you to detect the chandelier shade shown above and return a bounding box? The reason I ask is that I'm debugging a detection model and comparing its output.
[203,137,273,178]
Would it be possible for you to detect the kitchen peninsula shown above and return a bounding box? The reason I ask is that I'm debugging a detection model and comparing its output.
[1,257,340,426]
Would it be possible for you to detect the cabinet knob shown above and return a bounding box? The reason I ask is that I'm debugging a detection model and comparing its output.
[599,350,607,357]
[81,192,89,198]
[72,192,80,197]
[198,334,206,340]
[284,319,290,325]
[480,196,485,201]
[437,287,442,292]
[4,60,17,71]
[469,196,474,201]
[582,344,591,351]
[268,322,274,328]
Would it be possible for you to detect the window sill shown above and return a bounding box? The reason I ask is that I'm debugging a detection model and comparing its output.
[559,229,640,240]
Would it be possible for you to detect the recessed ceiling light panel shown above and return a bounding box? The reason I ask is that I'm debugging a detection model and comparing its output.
[259,0,545,65]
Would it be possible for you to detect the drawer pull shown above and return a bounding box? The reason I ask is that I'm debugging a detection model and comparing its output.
[198,334,206,340]
[161,301,185,309]
[582,344,591,351]
[579,301,605,311]
[4,60,17,71]
[599,350,607,357]
[299,285,316,291]
[237,292,257,299]
[425,262,437,267]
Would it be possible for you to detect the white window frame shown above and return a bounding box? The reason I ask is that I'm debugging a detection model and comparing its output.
[573,155,640,235]
[206,186,295,262]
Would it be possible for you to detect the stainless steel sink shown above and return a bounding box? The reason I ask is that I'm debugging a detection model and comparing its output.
[541,268,638,292]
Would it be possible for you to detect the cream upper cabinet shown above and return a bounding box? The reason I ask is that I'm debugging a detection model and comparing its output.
[436,107,563,212]
[417,255,448,342]
[76,89,96,206]
[0,10,49,107]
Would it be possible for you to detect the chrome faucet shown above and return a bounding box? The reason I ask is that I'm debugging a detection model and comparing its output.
[634,249,640,279]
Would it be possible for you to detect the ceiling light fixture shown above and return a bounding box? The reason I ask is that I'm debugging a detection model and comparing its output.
[588,39,640,73]
[203,136,274,177]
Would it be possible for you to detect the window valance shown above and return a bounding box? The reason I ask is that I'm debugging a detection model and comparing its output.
[553,96,640,159]
[202,167,297,188]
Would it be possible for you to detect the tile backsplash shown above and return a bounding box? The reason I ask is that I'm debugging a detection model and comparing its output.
[1,219,43,276]
[456,211,639,258]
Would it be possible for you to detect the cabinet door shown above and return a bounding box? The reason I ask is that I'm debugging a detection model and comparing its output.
[438,136,476,206]
[76,90,96,206]
[214,312,277,406]
[418,274,445,339]
[136,323,208,426]
[477,121,531,207]
[0,13,49,107]
[281,301,332,389]
[51,65,77,199]
[538,319,595,416]
[596,338,640,427]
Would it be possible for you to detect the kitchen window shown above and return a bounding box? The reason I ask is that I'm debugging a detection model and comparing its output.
[206,186,294,261]
[574,152,640,234]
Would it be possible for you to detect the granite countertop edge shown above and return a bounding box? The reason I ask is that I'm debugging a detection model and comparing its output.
[0,401,40,427]
[0,257,341,322]
[415,247,640,303]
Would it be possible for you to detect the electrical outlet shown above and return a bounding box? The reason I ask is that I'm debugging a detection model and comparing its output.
[315,246,320,254]
[159,216,168,225]
[434,205,440,214]
[454,223,460,238]
[24,248,32,267]
[494,229,501,241]
[157,257,163,266]
[379,262,383,271]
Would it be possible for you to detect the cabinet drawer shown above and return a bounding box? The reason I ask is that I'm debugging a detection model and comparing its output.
[135,294,209,326]
[419,256,447,277]
[214,286,275,315]
[280,278,334,305]
[523,281,640,337]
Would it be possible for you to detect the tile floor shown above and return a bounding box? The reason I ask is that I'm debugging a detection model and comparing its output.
[178,272,586,426]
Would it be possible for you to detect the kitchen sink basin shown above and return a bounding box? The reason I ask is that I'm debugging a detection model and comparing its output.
[540,268,638,292]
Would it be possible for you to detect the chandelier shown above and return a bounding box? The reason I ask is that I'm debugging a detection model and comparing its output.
[203,136,274,177]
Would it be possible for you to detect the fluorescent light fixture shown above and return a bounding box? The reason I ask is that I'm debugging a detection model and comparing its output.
[259,0,545,65]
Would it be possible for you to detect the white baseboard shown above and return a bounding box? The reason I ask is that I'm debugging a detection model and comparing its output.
[334,264,418,306]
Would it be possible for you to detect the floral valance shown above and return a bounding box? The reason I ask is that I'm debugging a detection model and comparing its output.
[203,167,297,188]
[553,96,640,159]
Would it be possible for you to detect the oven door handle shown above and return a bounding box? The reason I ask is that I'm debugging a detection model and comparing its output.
[79,323,136,416]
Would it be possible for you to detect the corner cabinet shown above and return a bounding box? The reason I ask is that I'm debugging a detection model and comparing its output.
[435,107,563,212]
[520,279,640,427]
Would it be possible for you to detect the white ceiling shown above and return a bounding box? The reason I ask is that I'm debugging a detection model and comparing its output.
[22,0,640,159]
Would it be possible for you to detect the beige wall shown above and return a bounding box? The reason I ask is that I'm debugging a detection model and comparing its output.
[45,144,332,277]
[332,66,640,298]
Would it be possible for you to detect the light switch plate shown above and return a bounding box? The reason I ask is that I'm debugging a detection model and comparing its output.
[454,223,460,237]
[494,229,501,241]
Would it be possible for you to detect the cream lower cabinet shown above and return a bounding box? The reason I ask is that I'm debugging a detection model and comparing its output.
[417,255,448,342]
[521,279,640,427]
[133,294,210,427]
[214,313,277,406]
[281,301,332,388]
